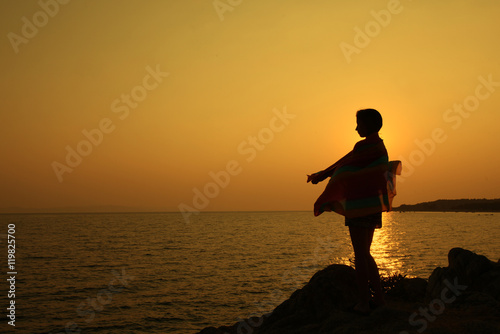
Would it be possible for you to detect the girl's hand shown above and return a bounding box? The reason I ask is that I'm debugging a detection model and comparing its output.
[307,172,323,184]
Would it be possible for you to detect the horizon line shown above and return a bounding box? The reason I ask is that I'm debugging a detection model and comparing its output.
[2,198,499,214]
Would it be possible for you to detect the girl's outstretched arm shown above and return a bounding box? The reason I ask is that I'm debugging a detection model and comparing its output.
[307,151,354,184]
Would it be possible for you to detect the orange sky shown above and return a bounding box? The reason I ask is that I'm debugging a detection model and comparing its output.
[1,0,500,213]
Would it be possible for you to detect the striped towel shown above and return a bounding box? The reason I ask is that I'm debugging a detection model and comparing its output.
[312,136,401,218]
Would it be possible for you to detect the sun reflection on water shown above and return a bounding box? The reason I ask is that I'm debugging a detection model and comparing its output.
[371,212,414,277]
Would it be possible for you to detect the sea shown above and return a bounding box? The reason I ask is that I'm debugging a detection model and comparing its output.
[1,211,499,334]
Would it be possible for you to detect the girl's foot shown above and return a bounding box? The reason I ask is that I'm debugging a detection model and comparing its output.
[352,302,371,315]
[369,299,386,310]
[372,295,386,308]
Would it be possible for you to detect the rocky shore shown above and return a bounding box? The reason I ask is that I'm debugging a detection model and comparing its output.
[197,248,500,334]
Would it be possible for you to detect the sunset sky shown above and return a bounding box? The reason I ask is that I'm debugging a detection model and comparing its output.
[1,0,499,213]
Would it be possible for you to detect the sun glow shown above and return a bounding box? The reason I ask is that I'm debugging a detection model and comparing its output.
[1,1,500,212]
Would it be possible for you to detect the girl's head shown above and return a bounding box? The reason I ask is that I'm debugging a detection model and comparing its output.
[356,108,382,137]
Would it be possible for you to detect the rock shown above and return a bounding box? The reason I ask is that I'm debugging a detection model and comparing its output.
[426,247,500,302]
[258,265,358,333]
[389,277,427,302]
[403,277,427,302]
[198,327,224,334]
[197,248,500,334]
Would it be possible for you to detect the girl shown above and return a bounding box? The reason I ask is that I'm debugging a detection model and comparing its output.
[308,108,400,314]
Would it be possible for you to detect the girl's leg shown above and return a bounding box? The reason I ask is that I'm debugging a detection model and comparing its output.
[349,226,373,312]
[349,226,384,311]
[365,230,384,306]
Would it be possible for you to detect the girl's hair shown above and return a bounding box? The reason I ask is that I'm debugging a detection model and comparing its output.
[356,108,383,133]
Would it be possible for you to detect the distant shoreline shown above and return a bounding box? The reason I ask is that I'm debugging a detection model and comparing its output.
[393,198,500,213]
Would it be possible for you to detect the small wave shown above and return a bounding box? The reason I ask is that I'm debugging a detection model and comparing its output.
[143,316,184,322]
[157,301,173,306]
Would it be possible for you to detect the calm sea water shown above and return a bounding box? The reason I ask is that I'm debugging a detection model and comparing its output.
[1,211,499,334]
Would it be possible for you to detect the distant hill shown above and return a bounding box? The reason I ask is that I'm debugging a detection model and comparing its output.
[394,198,500,212]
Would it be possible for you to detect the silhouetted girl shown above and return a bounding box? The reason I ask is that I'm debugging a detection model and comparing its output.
[307,108,401,315]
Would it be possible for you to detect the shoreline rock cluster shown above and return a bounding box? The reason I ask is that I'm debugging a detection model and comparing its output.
[198,248,500,334]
